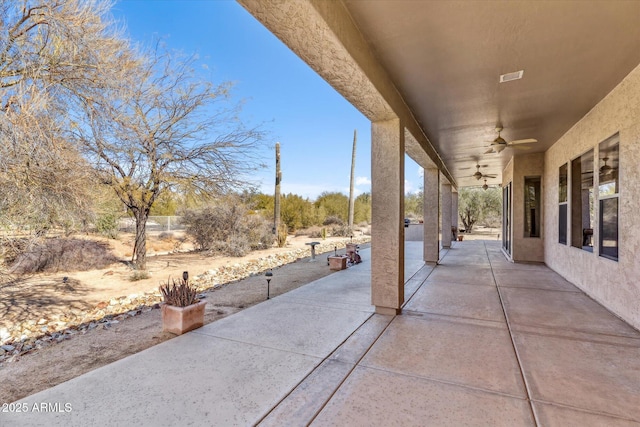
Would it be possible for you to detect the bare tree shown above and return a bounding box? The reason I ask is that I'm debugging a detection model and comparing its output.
[1,0,131,101]
[72,48,265,269]
[0,86,93,231]
[0,0,133,231]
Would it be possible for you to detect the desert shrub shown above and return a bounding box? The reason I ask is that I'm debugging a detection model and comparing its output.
[0,237,32,267]
[331,224,353,237]
[182,204,273,257]
[244,214,273,250]
[226,235,250,257]
[9,238,118,274]
[129,270,150,281]
[157,232,174,241]
[96,212,119,239]
[295,226,323,238]
[323,215,344,226]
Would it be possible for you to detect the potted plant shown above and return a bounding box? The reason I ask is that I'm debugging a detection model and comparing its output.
[159,272,206,335]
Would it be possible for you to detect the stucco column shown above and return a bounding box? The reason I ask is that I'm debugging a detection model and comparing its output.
[452,191,459,241]
[441,182,452,248]
[423,168,440,262]
[570,163,582,248]
[371,118,404,315]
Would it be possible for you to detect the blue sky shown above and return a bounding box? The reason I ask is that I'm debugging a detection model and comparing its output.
[112,0,422,199]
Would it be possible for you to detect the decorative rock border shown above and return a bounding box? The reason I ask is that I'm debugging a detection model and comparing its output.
[0,237,370,363]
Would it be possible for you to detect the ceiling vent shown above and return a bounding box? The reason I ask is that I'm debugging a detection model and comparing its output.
[499,70,524,83]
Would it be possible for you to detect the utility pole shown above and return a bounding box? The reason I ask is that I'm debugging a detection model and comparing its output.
[348,129,357,228]
[274,142,281,235]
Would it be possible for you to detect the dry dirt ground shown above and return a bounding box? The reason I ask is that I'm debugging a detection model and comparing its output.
[0,232,369,404]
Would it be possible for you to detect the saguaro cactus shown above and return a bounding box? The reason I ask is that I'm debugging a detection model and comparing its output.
[348,130,357,228]
[274,142,281,235]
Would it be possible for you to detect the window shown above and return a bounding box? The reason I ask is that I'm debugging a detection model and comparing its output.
[502,183,511,254]
[598,135,619,261]
[524,176,541,238]
[558,164,568,244]
[571,150,594,251]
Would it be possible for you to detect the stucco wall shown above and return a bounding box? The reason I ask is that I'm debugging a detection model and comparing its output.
[405,223,424,241]
[502,158,514,258]
[544,63,640,330]
[512,153,545,262]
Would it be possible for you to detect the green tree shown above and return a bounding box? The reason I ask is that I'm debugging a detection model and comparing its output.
[354,192,371,224]
[248,193,274,215]
[280,193,316,232]
[150,190,181,216]
[405,189,424,219]
[458,187,502,232]
[315,192,348,223]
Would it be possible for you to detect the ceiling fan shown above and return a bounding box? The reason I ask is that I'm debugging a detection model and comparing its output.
[600,157,616,175]
[581,157,617,177]
[465,164,496,180]
[484,126,537,154]
[483,179,489,190]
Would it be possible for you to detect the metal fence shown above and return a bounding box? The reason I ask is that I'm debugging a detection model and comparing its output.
[117,216,185,233]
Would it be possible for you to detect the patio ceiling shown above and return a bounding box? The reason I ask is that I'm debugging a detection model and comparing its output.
[240,0,640,188]
[343,0,640,187]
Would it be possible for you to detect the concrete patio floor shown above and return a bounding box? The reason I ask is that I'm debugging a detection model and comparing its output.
[3,241,640,426]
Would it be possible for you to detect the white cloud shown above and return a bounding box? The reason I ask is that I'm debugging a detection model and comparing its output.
[405,179,414,194]
[355,176,371,186]
[418,167,424,178]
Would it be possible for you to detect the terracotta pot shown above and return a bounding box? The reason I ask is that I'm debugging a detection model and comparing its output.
[458,235,464,241]
[328,255,348,270]
[161,300,206,335]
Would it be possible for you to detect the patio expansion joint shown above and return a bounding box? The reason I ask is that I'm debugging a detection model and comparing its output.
[275,295,373,313]
[513,322,640,348]
[355,364,533,402]
[530,398,640,424]
[496,284,582,293]
[256,311,397,426]
[188,330,328,359]
[402,265,437,309]
[485,241,540,427]
[401,309,506,327]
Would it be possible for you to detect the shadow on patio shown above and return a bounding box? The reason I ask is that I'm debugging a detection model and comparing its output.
[4,241,640,426]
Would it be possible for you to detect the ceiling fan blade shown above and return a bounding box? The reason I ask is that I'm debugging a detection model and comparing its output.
[512,145,531,150]
[484,148,496,154]
[483,174,497,179]
[508,138,537,145]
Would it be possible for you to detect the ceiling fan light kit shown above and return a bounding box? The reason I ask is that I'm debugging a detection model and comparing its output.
[484,125,537,154]
[600,157,614,174]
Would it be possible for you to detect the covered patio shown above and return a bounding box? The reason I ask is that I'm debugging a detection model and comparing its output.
[5,240,639,426]
[236,0,640,332]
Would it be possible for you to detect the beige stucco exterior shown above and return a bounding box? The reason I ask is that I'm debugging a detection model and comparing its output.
[370,119,405,315]
[544,63,640,330]
[511,153,545,263]
[239,0,640,328]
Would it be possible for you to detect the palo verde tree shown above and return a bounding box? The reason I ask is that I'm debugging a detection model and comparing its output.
[72,47,264,269]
